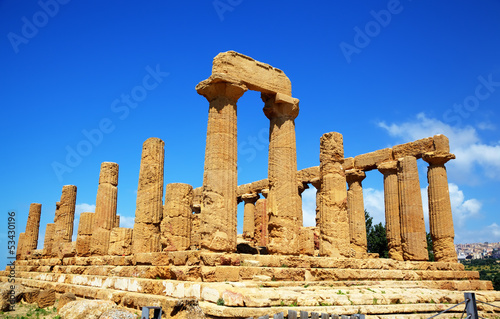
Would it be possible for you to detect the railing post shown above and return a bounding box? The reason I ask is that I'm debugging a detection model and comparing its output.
[288,310,298,319]
[299,310,309,319]
[464,292,478,319]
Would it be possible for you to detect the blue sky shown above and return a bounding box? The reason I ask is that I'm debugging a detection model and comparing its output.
[1,1,499,267]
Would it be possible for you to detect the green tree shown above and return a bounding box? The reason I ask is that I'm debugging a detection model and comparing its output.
[365,210,389,258]
[427,232,435,261]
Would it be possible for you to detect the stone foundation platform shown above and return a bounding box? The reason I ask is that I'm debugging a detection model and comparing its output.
[2,252,500,318]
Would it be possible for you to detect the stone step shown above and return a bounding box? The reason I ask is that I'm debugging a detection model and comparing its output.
[4,272,498,308]
[5,264,481,283]
[18,251,466,272]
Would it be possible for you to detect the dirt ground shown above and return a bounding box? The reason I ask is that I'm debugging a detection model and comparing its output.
[0,302,59,319]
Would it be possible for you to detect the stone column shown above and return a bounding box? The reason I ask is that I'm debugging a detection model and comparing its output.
[43,223,55,257]
[346,169,367,257]
[191,204,201,250]
[53,185,77,244]
[94,162,118,230]
[398,156,428,261]
[16,233,25,260]
[196,74,247,252]
[114,215,120,228]
[423,152,457,262]
[132,137,164,254]
[242,193,259,240]
[25,203,42,252]
[91,162,119,255]
[254,189,269,247]
[297,182,308,227]
[263,92,301,255]
[378,161,403,261]
[319,132,350,257]
[161,183,194,251]
[76,212,94,257]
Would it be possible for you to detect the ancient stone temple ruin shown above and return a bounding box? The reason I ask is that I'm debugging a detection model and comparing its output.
[4,51,499,318]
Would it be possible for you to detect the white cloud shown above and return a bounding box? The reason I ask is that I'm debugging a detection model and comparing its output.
[118,215,135,228]
[75,203,95,218]
[378,113,500,184]
[477,122,496,131]
[455,223,500,244]
[301,188,317,227]
[72,203,96,241]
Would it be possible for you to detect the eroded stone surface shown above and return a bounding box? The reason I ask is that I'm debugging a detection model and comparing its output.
[241,193,259,240]
[76,213,94,257]
[132,137,164,254]
[212,50,292,95]
[423,152,457,263]
[263,93,301,255]
[53,185,77,248]
[378,161,403,261]
[161,183,194,251]
[24,203,42,254]
[43,223,55,257]
[197,75,247,252]
[346,169,367,257]
[109,227,133,256]
[319,132,350,257]
[398,156,428,261]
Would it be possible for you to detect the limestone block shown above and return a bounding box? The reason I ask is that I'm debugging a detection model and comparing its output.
[108,227,133,256]
[53,185,77,244]
[23,288,40,304]
[254,198,268,247]
[98,162,119,186]
[76,235,92,257]
[354,148,393,171]
[57,292,76,313]
[392,137,434,159]
[37,288,56,308]
[299,227,314,256]
[343,157,354,170]
[77,212,94,236]
[16,232,25,260]
[94,183,118,230]
[114,215,120,228]
[296,166,320,183]
[190,213,201,250]
[99,309,138,319]
[90,228,111,256]
[161,183,193,251]
[212,50,292,95]
[433,134,450,153]
[132,223,161,254]
[55,241,76,259]
[59,300,116,319]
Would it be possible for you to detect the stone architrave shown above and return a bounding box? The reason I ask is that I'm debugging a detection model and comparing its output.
[53,185,77,245]
[132,137,165,254]
[43,223,55,257]
[423,151,458,262]
[254,189,269,247]
[161,183,194,251]
[398,156,428,261]
[241,193,259,240]
[25,203,42,253]
[346,169,367,257]
[263,92,301,255]
[76,212,94,257]
[377,161,403,261]
[319,132,350,257]
[91,162,119,256]
[196,74,247,252]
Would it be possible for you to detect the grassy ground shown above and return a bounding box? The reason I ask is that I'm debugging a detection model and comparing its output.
[0,303,59,319]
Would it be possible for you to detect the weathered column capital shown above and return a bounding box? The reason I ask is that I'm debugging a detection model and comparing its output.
[345,169,366,183]
[377,160,398,175]
[196,73,247,102]
[262,92,299,120]
[261,188,269,199]
[241,193,259,204]
[422,152,455,166]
